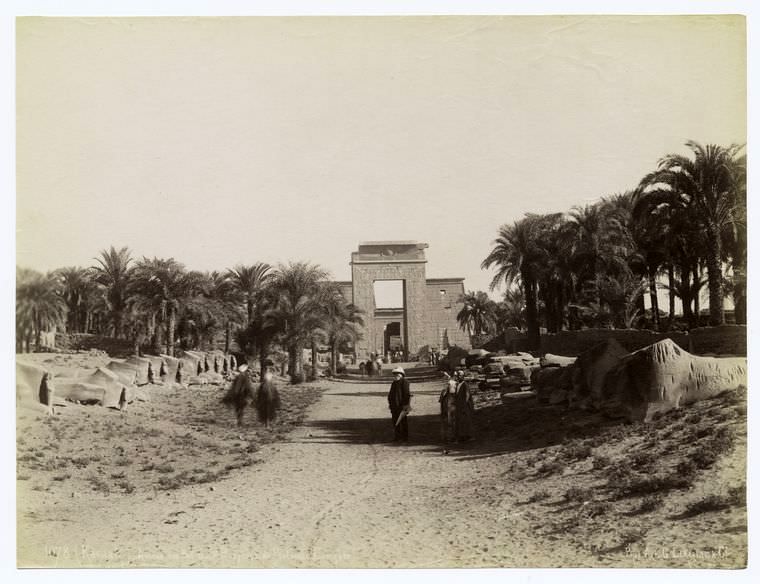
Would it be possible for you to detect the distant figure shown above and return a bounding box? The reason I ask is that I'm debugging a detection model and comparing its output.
[39,372,56,416]
[439,375,457,443]
[359,361,366,376]
[256,367,281,429]
[375,355,384,376]
[453,368,474,442]
[222,364,257,426]
[388,367,411,442]
[118,387,128,412]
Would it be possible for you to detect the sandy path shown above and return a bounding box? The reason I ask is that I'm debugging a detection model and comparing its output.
[18,379,548,568]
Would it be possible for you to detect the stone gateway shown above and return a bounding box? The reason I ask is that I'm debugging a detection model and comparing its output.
[335,241,470,361]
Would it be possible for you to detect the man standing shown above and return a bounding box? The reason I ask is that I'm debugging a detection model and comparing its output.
[388,367,411,442]
[453,368,475,442]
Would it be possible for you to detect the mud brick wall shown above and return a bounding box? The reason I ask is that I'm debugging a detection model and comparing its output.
[688,326,747,356]
[495,325,746,357]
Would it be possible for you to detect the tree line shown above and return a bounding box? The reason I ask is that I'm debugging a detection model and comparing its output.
[16,249,364,381]
[458,141,746,349]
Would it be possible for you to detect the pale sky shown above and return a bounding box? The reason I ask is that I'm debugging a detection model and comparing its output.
[15,15,746,297]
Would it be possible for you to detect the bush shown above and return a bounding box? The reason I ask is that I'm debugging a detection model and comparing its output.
[565,486,594,503]
[526,490,550,503]
[635,494,664,514]
[580,501,612,519]
[559,442,593,462]
[680,494,733,518]
[613,471,693,499]
[536,460,563,476]
[592,455,611,470]
[676,458,696,473]
[629,451,657,470]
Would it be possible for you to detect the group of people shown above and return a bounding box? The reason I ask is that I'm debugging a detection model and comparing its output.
[358,353,384,377]
[223,363,281,428]
[386,366,474,444]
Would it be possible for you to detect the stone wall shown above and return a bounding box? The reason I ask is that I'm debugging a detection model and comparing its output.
[423,279,469,351]
[688,325,747,356]
[490,325,746,357]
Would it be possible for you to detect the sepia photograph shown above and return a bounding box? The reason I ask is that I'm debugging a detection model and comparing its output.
[7,0,754,575]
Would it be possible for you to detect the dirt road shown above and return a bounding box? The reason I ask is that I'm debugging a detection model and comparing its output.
[18,379,553,568]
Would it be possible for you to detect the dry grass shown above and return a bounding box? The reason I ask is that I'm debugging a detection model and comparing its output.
[468,383,747,566]
[17,357,325,497]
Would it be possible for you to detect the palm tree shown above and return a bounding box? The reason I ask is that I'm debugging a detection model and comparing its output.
[567,201,632,323]
[496,286,525,331]
[315,284,364,376]
[233,290,279,376]
[226,263,273,324]
[202,270,245,353]
[482,214,555,349]
[16,268,66,352]
[456,291,497,337]
[269,262,329,382]
[640,141,745,325]
[91,246,133,338]
[129,257,201,356]
[56,266,99,333]
[534,213,573,332]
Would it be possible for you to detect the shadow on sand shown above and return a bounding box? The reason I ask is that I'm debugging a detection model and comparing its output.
[293,389,629,462]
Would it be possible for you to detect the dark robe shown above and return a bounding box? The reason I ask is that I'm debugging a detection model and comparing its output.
[388,377,411,441]
[222,371,257,425]
[454,380,474,441]
[256,380,281,426]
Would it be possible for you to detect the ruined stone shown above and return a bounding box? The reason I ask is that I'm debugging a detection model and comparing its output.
[570,338,629,408]
[532,366,572,404]
[16,361,55,414]
[540,353,577,368]
[159,354,181,386]
[124,356,153,385]
[601,338,747,422]
[105,361,139,386]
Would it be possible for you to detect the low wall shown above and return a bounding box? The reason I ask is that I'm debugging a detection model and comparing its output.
[491,325,746,357]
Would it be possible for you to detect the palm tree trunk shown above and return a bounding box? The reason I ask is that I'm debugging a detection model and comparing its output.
[310,340,317,381]
[679,266,694,329]
[523,275,540,351]
[705,224,725,326]
[166,308,176,357]
[667,264,675,323]
[635,277,646,325]
[330,342,338,376]
[258,345,268,379]
[692,265,701,323]
[648,266,660,329]
[288,344,300,381]
[733,270,746,325]
[224,321,231,353]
